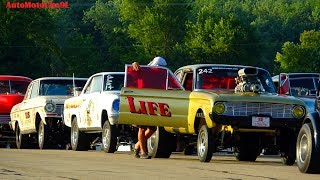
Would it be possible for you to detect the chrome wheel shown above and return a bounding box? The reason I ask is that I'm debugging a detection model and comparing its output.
[72,126,77,146]
[38,123,43,146]
[198,131,206,157]
[148,132,156,152]
[298,134,308,163]
[102,127,109,149]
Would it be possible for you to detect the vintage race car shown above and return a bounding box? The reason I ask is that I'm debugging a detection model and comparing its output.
[273,73,320,173]
[63,72,132,152]
[118,64,306,163]
[10,77,87,149]
[0,75,32,147]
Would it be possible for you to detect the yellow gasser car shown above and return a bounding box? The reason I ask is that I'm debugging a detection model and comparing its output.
[118,64,306,163]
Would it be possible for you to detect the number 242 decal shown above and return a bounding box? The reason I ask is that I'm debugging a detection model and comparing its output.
[198,68,213,74]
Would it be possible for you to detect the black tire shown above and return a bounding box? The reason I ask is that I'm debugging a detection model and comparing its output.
[197,125,214,162]
[16,124,28,149]
[147,126,174,158]
[184,145,194,155]
[102,120,118,153]
[71,117,89,151]
[38,121,50,149]
[296,123,320,173]
[235,133,260,162]
[282,133,296,166]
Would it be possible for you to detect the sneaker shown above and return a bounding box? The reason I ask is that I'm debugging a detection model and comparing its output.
[139,154,151,159]
[133,148,140,158]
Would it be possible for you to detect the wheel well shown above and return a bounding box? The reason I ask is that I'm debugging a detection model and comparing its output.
[35,113,41,131]
[101,110,108,128]
[303,118,311,124]
[194,109,205,134]
[71,115,76,123]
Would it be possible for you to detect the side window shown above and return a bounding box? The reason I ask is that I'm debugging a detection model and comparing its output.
[90,76,103,93]
[174,70,183,82]
[0,80,10,94]
[29,81,39,99]
[168,73,182,90]
[183,73,193,91]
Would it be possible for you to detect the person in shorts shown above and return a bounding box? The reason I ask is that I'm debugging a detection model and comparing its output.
[131,56,167,159]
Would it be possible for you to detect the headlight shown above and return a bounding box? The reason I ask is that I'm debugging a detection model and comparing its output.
[214,102,225,115]
[45,103,55,112]
[112,99,120,112]
[292,105,305,118]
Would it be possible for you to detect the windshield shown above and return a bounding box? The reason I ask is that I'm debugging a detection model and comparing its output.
[289,78,319,97]
[39,79,87,96]
[0,80,30,95]
[195,66,276,93]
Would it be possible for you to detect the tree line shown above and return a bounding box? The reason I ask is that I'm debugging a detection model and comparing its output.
[1,0,319,79]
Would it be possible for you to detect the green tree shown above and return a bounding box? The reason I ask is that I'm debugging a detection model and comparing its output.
[184,0,259,66]
[0,0,57,78]
[117,0,192,66]
[275,30,320,72]
[84,0,138,71]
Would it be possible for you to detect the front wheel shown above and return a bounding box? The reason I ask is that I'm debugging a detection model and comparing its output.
[296,123,320,173]
[16,124,28,149]
[197,125,214,162]
[282,133,296,166]
[235,133,260,162]
[38,121,50,149]
[147,126,174,158]
[102,120,118,153]
[71,117,89,151]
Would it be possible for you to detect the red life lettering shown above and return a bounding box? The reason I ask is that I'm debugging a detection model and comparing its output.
[158,103,171,117]
[147,102,158,115]
[139,101,147,114]
[127,96,141,113]
[127,96,172,117]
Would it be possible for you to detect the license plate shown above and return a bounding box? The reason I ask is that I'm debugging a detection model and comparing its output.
[252,116,270,127]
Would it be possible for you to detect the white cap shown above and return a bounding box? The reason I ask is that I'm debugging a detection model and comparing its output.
[147,56,167,67]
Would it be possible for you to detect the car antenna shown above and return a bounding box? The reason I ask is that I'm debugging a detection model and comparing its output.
[73,73,76,96]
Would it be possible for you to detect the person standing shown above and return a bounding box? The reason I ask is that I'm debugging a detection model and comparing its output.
[131,56,167,159]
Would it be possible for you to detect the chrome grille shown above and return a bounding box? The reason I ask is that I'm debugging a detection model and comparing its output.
[54,104,64,115]
[0,114,10,124]
[222,102,294,118]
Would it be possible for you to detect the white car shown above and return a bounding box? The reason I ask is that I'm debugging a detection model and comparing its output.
[63,72,129,152]
[10,77,87,149]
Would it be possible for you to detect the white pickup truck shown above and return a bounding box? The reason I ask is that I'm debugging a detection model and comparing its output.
[10,77,87,149]
[63,72,131,152]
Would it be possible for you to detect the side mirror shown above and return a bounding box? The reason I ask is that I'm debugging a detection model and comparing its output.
[72,87,83,96]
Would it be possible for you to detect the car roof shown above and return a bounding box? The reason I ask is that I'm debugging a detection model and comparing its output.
[0,75,32,81]
[89,72,124,77]
[281,73,320,78]
[176,64,266,72]
[34,77,88,81]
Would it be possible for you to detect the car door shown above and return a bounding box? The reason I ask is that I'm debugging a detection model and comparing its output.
[18,80,39,131]
[80,75,103,128]
[119,65,190,128]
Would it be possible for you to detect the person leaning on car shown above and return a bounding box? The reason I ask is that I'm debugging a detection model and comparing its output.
[131,56,167,159]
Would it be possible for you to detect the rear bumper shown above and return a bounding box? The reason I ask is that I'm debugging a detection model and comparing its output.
[210,113,303,129]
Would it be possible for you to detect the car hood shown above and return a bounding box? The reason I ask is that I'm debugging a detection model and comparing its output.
[39,96,72,104]
[194,89,305,106]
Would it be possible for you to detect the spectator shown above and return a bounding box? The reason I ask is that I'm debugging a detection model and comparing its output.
[132,56,167,159]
